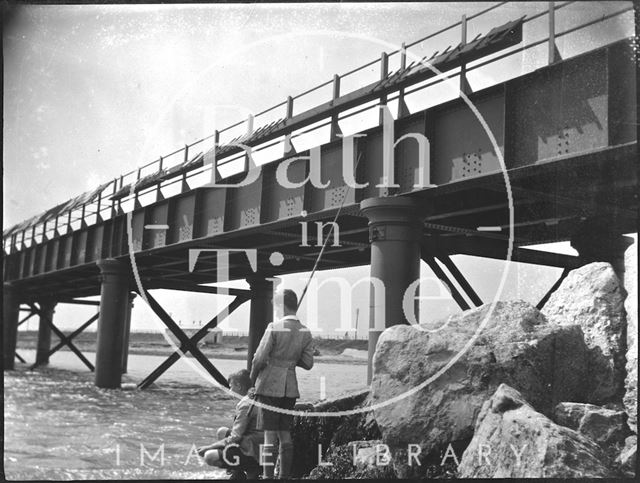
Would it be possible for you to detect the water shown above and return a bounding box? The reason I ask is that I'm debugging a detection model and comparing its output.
[4,350,367,480]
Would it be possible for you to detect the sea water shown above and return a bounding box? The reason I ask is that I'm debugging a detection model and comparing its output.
[4,350,367,480]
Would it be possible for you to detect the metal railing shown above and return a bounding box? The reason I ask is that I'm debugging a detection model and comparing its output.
[3,1,634,254]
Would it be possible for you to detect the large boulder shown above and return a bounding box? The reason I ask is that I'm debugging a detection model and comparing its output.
[371,300,593,464]
[290,390,380,478]
[553,402,631,457]
[542,262,626,403]
[458,384,614,478]
[624,243,637,433]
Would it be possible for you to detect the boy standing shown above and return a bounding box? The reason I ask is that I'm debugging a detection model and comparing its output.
[250,288,314,479]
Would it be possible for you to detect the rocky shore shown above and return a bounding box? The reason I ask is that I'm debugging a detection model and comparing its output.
[290,244,637,478]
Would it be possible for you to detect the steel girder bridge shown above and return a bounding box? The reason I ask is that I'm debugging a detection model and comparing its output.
[2,2,637,388]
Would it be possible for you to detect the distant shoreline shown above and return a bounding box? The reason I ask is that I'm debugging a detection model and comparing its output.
[15,331,369,365]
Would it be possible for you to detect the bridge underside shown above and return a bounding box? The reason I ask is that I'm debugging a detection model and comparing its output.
[5,139,637,303]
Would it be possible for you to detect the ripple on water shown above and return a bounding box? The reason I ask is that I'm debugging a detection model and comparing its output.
[4,367,234,480]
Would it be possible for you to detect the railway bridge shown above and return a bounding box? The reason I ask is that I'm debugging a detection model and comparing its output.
[3,2,637,389]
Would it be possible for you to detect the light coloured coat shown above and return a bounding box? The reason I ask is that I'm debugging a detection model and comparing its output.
[221,391,263,460]
[250,316,314,398]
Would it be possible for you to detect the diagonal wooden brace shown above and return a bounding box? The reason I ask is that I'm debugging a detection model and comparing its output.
[140,290,243,389]
[31,313,100,369]
[15,352,26,363]
[436,253,484,307]
[28,303,95,372]
[17,311,36,327]
[536,267,571,310]
[421,253,472,311]
[138,294,248,389]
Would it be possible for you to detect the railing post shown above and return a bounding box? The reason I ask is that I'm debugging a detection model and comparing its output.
[246,113,254,138]
[459,14,471,95]
[156,156,164,202]
[205,132,219,188]
[111,178,118,218]
[379,51,389,125]
[117,175,124,214]
[181,144,191,191]
[244,114,254,171]
[284,96,295,155]
[330,74,342,141]
[81,204,87,228]
[96,190,102,222]
[548,1,556,64]
[134,168,142,209]
[398,42,410,118]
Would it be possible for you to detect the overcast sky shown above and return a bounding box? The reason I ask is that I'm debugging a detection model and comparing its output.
[4,2,635,334]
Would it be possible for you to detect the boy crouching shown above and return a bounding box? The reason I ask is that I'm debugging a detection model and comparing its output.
[198,370,262,480]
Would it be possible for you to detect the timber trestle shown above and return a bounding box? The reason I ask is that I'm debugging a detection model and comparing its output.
[136,288,250,389]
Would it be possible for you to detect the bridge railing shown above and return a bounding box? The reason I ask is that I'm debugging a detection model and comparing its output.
[3,0,635,255]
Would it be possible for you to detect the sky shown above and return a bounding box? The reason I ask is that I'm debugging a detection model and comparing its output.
[4,2,636,335]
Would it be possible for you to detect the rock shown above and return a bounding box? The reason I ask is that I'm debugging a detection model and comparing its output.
[291,390,380,478]
[553,402,631,456]
[306,441,396,480]
[624,243,637,433]
[350,440,384,469]
[616,435,636,477]
[542,262,626,403]
[459,384,615,478]
[371,300,596,466]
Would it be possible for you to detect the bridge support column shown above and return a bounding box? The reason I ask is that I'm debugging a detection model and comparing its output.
[570,221,634,283]
[95,259,130,388]
[35,300,56,366]
[3,283,20,370]
[121,293,136,374]
[246,276,276,371]
[360,197,423,384]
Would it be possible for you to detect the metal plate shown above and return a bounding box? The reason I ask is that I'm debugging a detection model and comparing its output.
[361,130,387,199]
[196,187,227,237]
[61,235,73,268]
[131,210,146,252]
[508,49,608,167]
[225,169,263,231]
[144,202,169,249]
[396,113,429,194]
[261,157,306,223]
[35,245,46,275]
[432,91,505,184]
[169,193,196,243]
[72,230,88,265]
[46,239,59,273]
[306,143,357,213]
[86,225,104,263]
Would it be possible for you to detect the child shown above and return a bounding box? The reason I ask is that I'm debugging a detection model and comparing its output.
[250,287,315,479]
[198,369,262,480]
